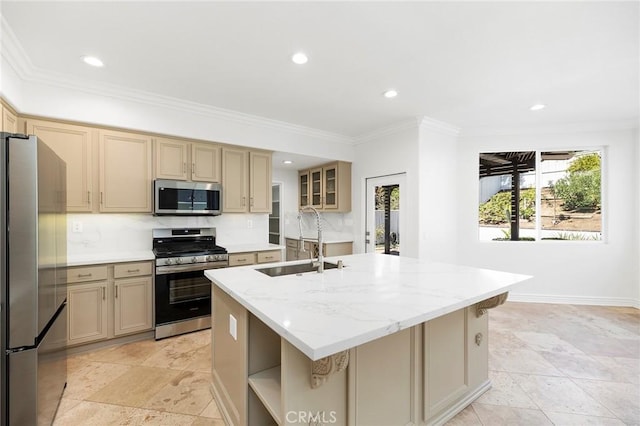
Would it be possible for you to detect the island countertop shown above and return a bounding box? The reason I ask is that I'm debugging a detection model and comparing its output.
[205,253,531,360]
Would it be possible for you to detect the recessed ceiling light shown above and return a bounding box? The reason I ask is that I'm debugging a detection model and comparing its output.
[291,52,308,65]
[82,56,104,67]
[383,89,398,99]
[282,160,294,165]
[529,104,546,111]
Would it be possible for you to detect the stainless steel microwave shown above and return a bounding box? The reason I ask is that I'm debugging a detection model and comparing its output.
[154,179,222,216]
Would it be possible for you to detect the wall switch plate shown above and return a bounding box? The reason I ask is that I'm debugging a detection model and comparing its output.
[72,221,83,233]
[229,314,237,340]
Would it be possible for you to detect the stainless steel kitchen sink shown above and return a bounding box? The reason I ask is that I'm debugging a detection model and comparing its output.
[256,262,338,277]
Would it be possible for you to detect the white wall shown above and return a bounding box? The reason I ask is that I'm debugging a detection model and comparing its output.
[457,127,639,307]
[418,118,459,263]
[353,122,420,257]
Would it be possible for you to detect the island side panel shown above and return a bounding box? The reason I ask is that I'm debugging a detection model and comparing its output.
[348,327,421,425]
[423,306,490,424]
[212,285,249,426]
[281,340,348,426]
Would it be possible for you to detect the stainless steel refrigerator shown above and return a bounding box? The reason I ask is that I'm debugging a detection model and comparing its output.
[0,132,67,425]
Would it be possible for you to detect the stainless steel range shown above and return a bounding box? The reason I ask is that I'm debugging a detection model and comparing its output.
[152,228,228,339]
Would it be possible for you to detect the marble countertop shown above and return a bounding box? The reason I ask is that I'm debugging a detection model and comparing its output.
[67,251,155,267]
[205,253,532,360]
[223,243,285,254]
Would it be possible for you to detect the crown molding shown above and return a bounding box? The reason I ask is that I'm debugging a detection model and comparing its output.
[459,119,640,138]
[0,16,353,145]
[418,116,460,137]
[354,118,420,145]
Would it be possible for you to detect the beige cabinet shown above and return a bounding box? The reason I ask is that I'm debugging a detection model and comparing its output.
[66,261,153,347]
[1,104,18,133]
[222,148,272,213]
[67,265,109,346]
[285,238,352,261]
[229,249,282,267]
[99,130,153,212]
[298,161,351,212]
[154,137,221,182]
[26,119,95,212]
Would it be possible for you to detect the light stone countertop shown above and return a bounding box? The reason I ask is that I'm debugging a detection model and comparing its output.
[205,253,532,360]
[223,243,285,254]
[67,251,155,267]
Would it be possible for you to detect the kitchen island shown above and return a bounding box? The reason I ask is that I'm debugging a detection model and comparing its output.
[205,253,531,426]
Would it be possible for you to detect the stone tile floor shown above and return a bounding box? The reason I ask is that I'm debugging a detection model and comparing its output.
[56,302,639,425]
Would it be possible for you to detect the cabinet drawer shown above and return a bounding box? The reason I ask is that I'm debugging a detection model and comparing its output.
[67,265,108,283]
[114,261,152,278]
[257,250,281,264]
[228,253,257,267]
[285,239,299,248]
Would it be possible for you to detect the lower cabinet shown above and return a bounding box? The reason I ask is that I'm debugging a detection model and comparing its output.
[229,249,282,267]
[66,261,153,347]
[285,238,353,261]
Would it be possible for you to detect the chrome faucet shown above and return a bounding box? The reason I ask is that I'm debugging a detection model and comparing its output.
[297,206,324,273]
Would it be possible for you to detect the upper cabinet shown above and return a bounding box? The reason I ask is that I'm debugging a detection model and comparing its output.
[1,104,18,133]
[222,147,272,213]
[26,119,96,212]
[154,137,221,182]
[99,130,152,212]
[299,161,351,212]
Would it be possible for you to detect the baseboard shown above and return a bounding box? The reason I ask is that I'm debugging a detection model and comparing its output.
[508,293,640,309]
[427,379,492,426]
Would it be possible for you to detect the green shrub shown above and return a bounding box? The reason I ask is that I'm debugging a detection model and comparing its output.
[479,188,536,224]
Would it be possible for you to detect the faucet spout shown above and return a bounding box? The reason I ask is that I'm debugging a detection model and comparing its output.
[298,206,324,273]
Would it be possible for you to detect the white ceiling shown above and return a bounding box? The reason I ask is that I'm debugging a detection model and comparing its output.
[1,1,638,144]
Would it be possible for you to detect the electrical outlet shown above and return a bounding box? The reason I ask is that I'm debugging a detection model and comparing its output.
[229,314,237,340]
[247,219,253,229]
[72,221,83,233]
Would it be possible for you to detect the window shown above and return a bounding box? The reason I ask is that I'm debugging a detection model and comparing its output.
[478,150,602,241]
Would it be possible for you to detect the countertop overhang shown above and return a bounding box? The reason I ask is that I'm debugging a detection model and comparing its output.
[205,253,532,360]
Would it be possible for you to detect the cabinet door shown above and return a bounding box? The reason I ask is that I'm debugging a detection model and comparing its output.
[99,130,152,212]
[67,282,108,345]
[155,137,188,180]
[192,143,221,182]
[114,276,153,336]
[299,170,310,208]
[322,163,339,210]
[222,147,249,212]
[27,119,94,212]
[310,167,323,209]
[249,151,272,213]
[2,106,18,133]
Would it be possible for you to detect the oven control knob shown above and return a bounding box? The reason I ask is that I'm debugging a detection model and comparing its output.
[165,258,173,265]
[192,256,198,263]
[175,258,183,264]
[206,255,214,262]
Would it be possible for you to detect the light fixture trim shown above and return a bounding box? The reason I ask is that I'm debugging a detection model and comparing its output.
[291,52,308,65]
[383,89,398,99]
[82,55,104,67]
[529,103,546,111]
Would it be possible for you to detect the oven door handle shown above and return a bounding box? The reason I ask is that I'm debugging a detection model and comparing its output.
[155,262,228,275]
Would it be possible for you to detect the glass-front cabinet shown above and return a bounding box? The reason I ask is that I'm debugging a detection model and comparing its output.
[299,171,309,207]
[297,161,352,212]
[310,167,323,208]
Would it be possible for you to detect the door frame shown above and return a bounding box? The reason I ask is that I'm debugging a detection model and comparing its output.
[365,173,406,254]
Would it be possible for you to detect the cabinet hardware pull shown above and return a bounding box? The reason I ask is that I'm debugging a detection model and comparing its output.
[192,162,196,175]
[250,197,254,207]
[127,269,139,273]
[87,191,91,204]
[242,197,246,207]
[183,162,186,174]
[100,192,103,204]
[102,286,105,300]
[77,273,92,278]
[115,285,118,298]
[238,258,246,262]
[265,256,273,259]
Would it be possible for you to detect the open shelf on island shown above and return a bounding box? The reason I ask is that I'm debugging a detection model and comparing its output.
[248,366,282,424]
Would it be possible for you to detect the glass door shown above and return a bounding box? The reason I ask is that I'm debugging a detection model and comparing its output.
[365,174,405,255]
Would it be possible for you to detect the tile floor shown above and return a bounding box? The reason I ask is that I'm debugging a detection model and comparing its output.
[56,302,639,425]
